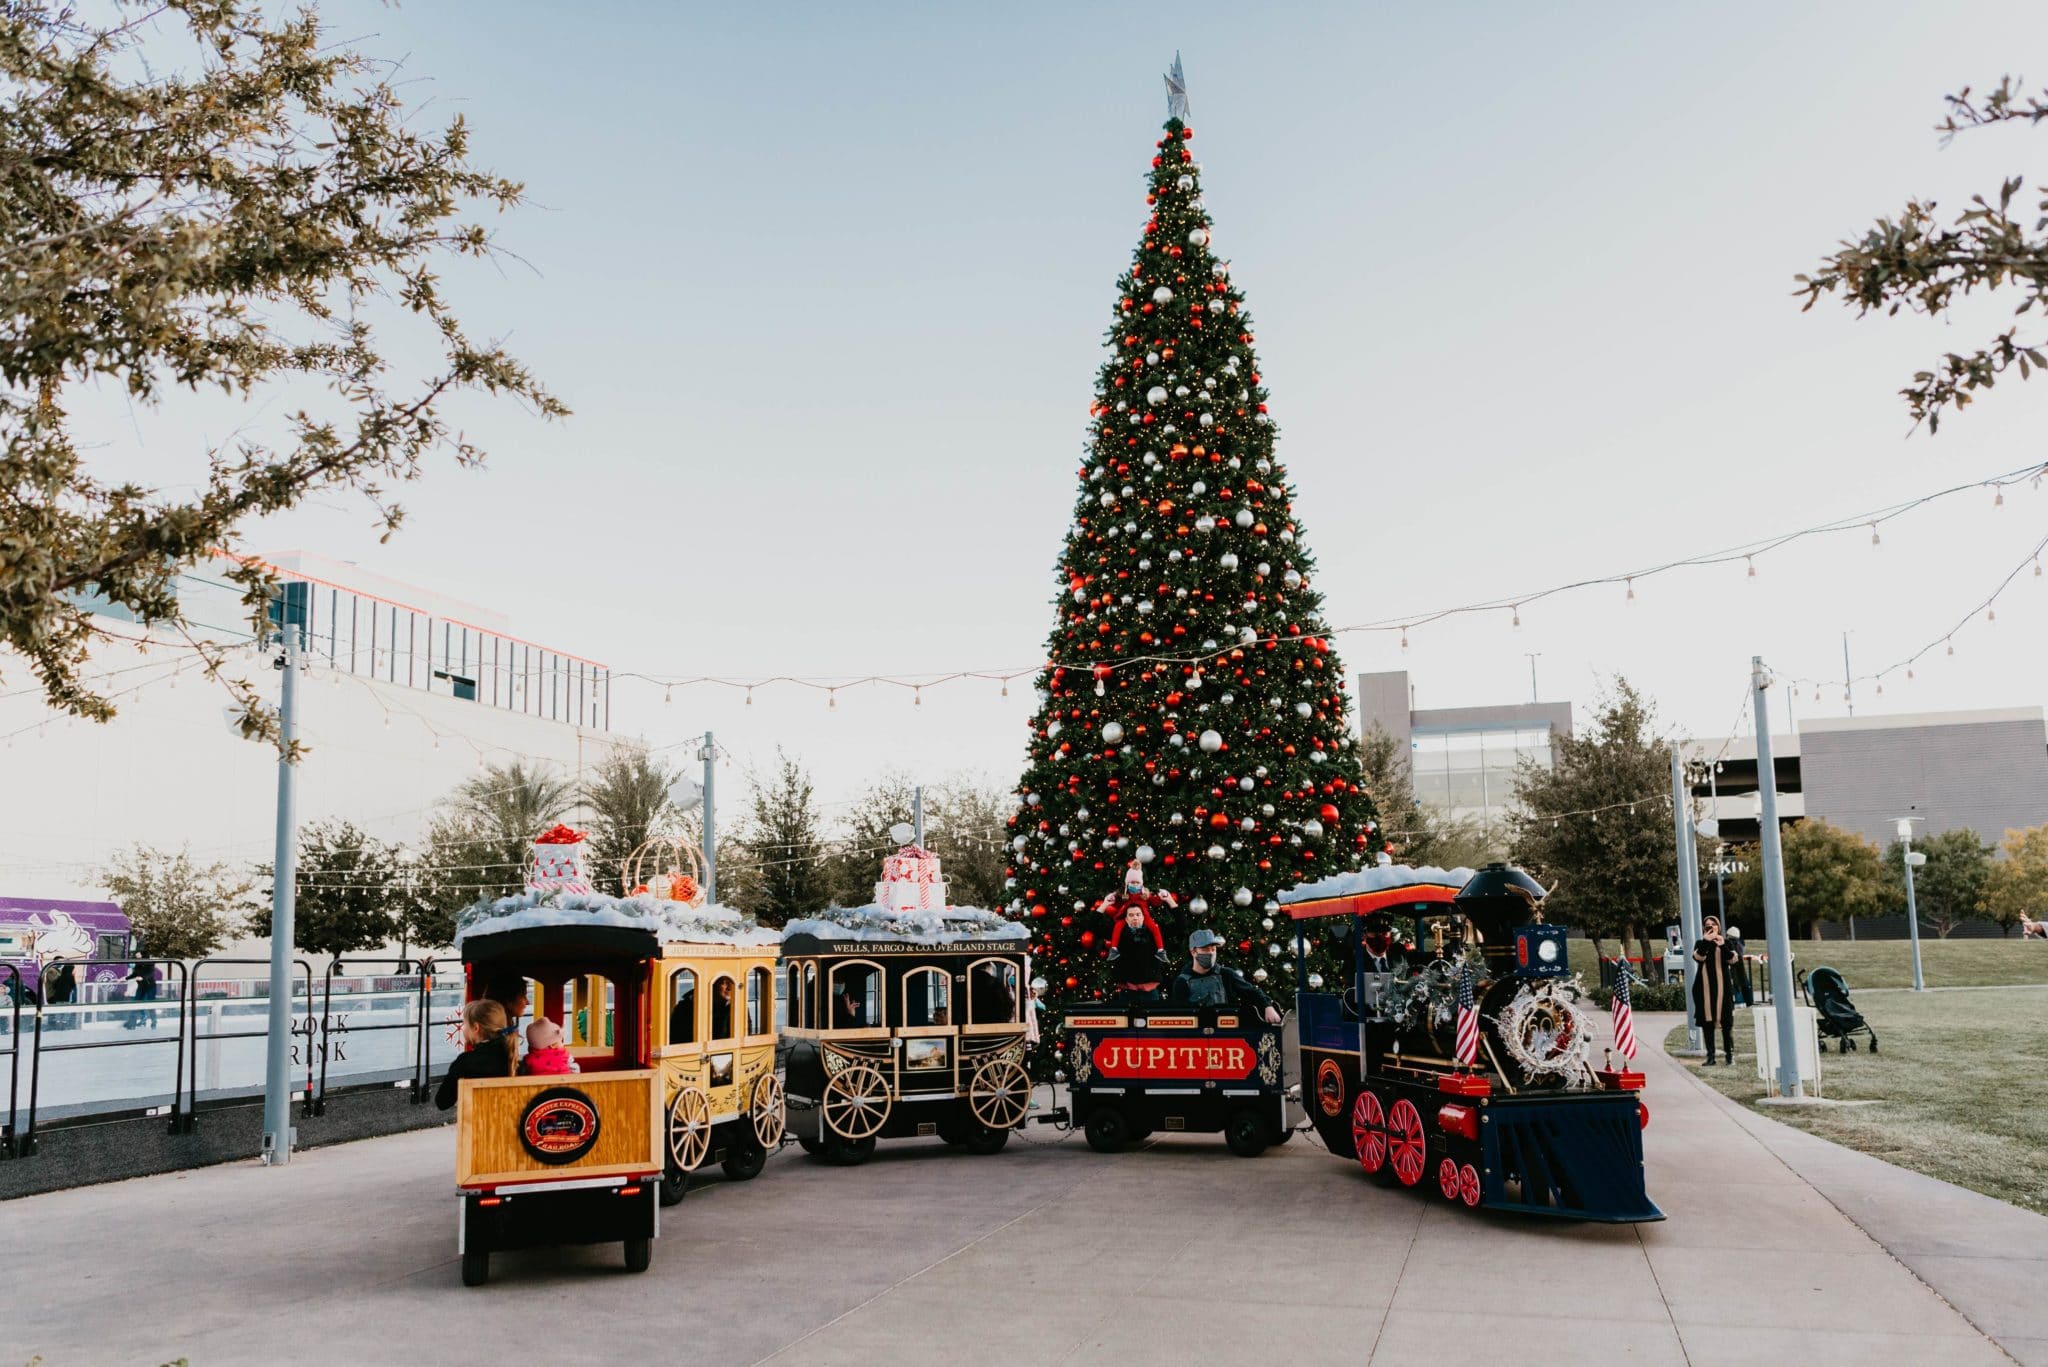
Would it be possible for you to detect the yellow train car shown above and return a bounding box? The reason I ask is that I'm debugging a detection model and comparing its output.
[450,898,783,1285]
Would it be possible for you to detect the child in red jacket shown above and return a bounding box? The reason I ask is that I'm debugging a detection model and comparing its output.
[1100,863,1174,992]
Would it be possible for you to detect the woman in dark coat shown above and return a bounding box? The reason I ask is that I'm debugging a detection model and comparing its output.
[1691,914,1740,1064]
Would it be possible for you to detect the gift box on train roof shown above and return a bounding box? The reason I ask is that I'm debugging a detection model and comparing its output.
[781,836,1028,953]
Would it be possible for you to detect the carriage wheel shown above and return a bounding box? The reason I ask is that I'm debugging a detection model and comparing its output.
[667,1086,712,1175]
[1351,1090,1388,1174]
[1459,1162,1482,1208]
[968,1058,1032,1132]
[1386,1098,1427,1188]
[751,1073,787,1149]
[823,1063,891,1140]
[1438,1157,1461,1202]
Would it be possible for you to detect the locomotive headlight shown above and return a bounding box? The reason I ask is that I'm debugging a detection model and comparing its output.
[1536,939,1560,964]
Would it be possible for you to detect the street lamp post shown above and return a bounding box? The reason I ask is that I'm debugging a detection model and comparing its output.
[1896,816,1926,992]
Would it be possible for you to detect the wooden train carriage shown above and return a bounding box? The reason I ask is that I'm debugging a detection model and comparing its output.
[1063,1004,1288,1156]
[647,939,785,1203]
[1284,865,1661,1223]
[456,922,664,1286]
[780,919,1033,1166]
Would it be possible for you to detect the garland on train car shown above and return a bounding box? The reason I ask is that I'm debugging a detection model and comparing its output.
[1007,106,1378,1005]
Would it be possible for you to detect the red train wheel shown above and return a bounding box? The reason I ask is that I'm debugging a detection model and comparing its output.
[1459,1162,1482,1208]
[1437,1157,1460,1201]
[1351,1090,1388,1174]
[1387,1098,1426,1188]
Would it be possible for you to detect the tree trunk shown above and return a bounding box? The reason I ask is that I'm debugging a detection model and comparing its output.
[1807,921,1822,941]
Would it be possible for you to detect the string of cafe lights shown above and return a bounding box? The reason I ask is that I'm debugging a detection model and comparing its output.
[615,458,2048,704]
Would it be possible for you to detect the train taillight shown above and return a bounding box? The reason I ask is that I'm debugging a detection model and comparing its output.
[1638,1101,1650,1130]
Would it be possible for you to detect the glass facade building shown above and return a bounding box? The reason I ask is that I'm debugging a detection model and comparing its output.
[1408,725,1557,822]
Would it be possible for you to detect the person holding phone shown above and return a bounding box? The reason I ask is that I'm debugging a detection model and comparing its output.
[1691,915,1740,1064]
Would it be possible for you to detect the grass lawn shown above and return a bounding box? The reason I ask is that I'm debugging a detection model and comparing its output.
[1770,938,2048,990]
[1665,986,2048,1214]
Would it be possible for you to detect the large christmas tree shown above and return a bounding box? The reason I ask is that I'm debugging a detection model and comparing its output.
[1009,86,1377,1003]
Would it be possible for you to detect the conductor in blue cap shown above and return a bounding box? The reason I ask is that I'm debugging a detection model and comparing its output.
[1169,928,1282,1024]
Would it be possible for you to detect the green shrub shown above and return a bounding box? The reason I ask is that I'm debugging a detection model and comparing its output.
[1585,980,1687,1012]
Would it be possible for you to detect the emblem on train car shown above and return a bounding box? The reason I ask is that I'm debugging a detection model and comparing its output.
[519,1087,602,1164]
[1315,1058,1346,1116]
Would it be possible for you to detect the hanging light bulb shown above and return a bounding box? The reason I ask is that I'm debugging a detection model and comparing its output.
[1095,678,1106,697]
[1001,679,1010,697]
[1746,555,1756,578]
[1946,637,1955,656]
[1625,577,1636,602]
[1907,667,1915,680]
[828,688,837,710]
[1399,627,1410,652]
[1876,679,1884,696]
[1994,485,2004,507]
[914,686,923,707]
[382,714,391,729]
[745,686,754,706]
[664,687,673,707]
[2035,558,2043,578]
[1988,606,1996,622]
[1511,604,1521,627]
[1869,522,1880,546]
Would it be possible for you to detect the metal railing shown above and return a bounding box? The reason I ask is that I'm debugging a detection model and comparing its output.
[186,957,316,1121]
[7,957,470,1160]
[23,959,192,1157]
[2,964,20,1157]
[316,956,441,1111]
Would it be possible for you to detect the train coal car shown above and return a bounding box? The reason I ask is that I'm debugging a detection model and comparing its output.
[1062,1004,1287,1156]
[1285,863,1661,1223]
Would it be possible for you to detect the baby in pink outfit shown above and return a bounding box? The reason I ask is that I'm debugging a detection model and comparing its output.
[522,1017,579,1075]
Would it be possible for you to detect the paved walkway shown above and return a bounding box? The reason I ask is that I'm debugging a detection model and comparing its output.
[0,1012,2023,1365]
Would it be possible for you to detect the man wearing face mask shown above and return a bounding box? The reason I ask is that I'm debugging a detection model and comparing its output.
[1358,913,1413,977]
[1169,929,1282,1025]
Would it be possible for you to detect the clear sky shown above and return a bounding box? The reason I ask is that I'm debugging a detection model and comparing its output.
[65,0,2048,806]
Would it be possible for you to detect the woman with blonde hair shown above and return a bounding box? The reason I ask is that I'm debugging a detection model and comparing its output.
[434,999,520,1109]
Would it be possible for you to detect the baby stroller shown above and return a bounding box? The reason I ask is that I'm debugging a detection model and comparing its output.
[1801,966,1877,1053]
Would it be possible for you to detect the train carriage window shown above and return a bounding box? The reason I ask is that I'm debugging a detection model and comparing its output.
[786,964,805,1029]
[804,963,817,1027]
[747,966,769,1036]
[668,969,697,1046]
[903,968,951,1027]
[828,962,880,1029]
[710,975,737,1042]
[967,959,1020,1024]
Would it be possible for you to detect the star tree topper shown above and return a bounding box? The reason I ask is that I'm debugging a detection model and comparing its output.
[1164,52,1189,122]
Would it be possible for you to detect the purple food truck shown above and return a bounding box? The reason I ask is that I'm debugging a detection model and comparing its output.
[0,896,136,994]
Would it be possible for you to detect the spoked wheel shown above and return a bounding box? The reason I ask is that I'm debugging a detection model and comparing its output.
[1458,1162,1482,1208]
[750,1073,787,1149]
[1351,1090,1388,1176]
[1224,1108,1269,1158]
[1438,1157,1461,1202]
[1084,1106,1129,1154]
[968,1058,1032,1132]
[823,1063,891,1141]
[667,1086,713,1177]
[460,1249,489,1287]
[1386,1097,1427,1188]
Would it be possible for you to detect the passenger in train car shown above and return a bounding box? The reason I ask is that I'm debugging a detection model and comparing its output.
[435,1000,519,1109]
[833,977,866,1029]
[1107,903,1170,999]
[522,1017,578,1075]
[485,977,529,1036]
[711,976,735,1039]
[968,962,1016,1023]
[1168,929,1282,1024]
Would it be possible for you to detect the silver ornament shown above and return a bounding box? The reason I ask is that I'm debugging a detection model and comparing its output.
[1198,729,1223,752]
[1234,887,1253,907]
[1101,721,1124,744]
[1187,227,1209,247]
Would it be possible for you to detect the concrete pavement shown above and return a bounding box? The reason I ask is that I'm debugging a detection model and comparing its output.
[0,1011,2022,1365]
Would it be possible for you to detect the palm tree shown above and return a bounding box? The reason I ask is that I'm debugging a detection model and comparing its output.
[584,747,681,895]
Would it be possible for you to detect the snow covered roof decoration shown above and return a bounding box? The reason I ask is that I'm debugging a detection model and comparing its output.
[1275,865,1477,906]
[454,890,780,950]
[782,904,1029,946]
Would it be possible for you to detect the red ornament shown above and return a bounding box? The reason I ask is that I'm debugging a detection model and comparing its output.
[1320,803,1340,823]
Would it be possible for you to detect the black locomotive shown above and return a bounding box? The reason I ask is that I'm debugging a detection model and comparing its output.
[1289,864,1662,1222]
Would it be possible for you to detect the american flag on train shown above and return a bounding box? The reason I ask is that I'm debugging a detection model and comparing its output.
[1611,965,1639,1060]
[1453,964,1480,1065]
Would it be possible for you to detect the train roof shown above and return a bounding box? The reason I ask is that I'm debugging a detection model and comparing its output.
[454,891,780,959]
[1276,865,1476,919]
[781,905,1028,956]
